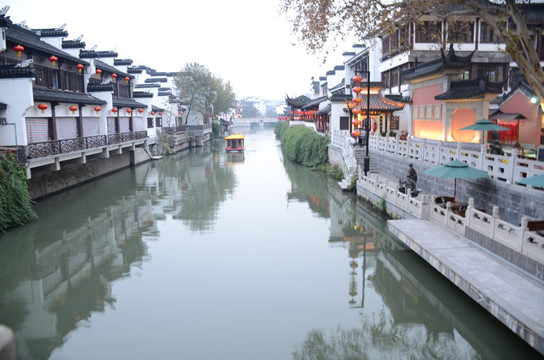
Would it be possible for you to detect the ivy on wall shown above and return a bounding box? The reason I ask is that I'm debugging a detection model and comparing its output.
[0,154,37,231]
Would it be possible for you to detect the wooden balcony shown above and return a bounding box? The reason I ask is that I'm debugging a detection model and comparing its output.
[27,131,148,159]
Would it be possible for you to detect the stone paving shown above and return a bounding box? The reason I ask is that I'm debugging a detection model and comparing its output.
[387,218,544,355]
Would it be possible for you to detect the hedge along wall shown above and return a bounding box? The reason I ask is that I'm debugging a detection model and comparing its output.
[279,124,330,168]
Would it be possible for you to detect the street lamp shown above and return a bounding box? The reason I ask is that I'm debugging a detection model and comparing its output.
[352,70,371,176]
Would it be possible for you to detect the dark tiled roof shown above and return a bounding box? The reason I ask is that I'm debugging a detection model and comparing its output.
[80,50,118,59]
[385,94,412,103]
[33,87,106,105]
[302,96,328,109]
[62,39,86,49]
[330,93,352,102]
[114,59,133,66]
[33,28,68,37]
[0,65,36,79]
[135,84,160,88]
[94,60,132,78]
[133,91,153,98]
[127,67,143,74]
[435,78,504,100]
[145,78,167,83]
[158,87,171,91]
[285,95,311,107]
[87,83,115,92]
[158,91,172,96]
[152,105,164,112]
[112,97,146,109]
[523,3,544,22]
[4,19,88,65]
[331,93,404,112]
[0,102,7,109]
[402,45,473,81]
[329,79,345,93]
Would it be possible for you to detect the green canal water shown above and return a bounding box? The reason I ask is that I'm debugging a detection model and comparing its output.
[0,128,540,359]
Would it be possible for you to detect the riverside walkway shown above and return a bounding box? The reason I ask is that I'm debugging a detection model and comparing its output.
[387,219,544,355]
[351,170,544,355]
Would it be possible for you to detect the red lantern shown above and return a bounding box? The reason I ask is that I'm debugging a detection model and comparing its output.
[138,109,144,114]
[37,103,48,113]
[96,69,102,78]
[352,130,361,138]
[112,108,119,113]
[352,86,363,94]
[352,108,362,115]
[151,111,155,116]
[94,106,101,114]
[158,112,162,116]
[353,97,362,105]
[49,55,58,68]
[111,73,117,82]
[13,45,24,59]
[124,76,130,84]
[69,105,78,114]
[76,64,84,74]
[352,119,361,127]
[126,109,133,114]
[353,75,363,84]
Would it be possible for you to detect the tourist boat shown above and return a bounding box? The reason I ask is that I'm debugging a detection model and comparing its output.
[225,134,245,152]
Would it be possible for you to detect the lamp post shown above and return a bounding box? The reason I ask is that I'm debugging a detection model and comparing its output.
[352,70,371,176]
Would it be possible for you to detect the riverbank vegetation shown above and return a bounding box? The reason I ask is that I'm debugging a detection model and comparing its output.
[0,154,37,231]
[275,121,345,180]
[276,122,330,168]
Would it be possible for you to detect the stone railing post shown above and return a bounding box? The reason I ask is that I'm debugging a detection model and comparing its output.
[456,142,462,161]
[508,148,519,184]
[445,201,452,226]
[491,206,499,239]
[466,198,475,226]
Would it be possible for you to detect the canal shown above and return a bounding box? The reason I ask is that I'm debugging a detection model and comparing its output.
[0,127,540,359]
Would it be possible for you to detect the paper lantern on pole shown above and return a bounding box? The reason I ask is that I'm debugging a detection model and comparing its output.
[13,45,24,59]
[49,55,58,68]
[138,109,144,114]
[37,103,48,113]
[111,73,117,82]
[76,64,84,74]
[94,106,101,114]
[158,112,162,116]
[353,97,362,105]
[69,105,78,115]
[353,75,363,84]
[352,130,361,138]
[126,108,133,114]
[151,111,155,116]
[352,86,363,95]
[352,108,362,116]
[96,69,102,78]
[112,108,119,113]
[124,76,130,84]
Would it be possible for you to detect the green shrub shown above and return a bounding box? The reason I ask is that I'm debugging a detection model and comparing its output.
[0,154,37,231]
[275,120,290,138]
[280,126,330,168]
[212,121,221,138]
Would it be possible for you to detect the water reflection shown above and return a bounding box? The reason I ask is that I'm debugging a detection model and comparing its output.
[0,128,539,359]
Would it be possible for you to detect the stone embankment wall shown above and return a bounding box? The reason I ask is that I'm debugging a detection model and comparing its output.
[369,149,544,225]
[27,133,211,200]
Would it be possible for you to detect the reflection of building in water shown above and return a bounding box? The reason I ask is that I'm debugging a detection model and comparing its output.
[2,192,157,360]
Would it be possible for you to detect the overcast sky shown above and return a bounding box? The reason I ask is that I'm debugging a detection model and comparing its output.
[3,0,348,100]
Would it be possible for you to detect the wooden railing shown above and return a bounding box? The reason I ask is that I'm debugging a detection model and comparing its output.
[27,131,147,159]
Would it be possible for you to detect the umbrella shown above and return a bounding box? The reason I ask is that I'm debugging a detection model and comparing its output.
[459,118,510,144]
[425,160,489,201]
[518,174,544,188]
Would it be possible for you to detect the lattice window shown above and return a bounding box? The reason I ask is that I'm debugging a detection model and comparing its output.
[340,116,349,130]
[390,116,399,130]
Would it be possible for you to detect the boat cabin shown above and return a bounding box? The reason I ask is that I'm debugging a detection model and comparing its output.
[225,134,245,152]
